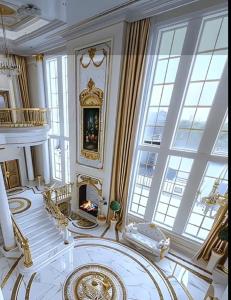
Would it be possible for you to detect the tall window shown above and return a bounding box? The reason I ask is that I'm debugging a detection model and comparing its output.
[129,10,228,244]
[46,55,70,183]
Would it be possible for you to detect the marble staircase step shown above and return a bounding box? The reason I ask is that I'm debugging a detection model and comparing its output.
[14,207,45,222]
[25,222,54,237]
[17,215,49,230]
[30,231,61,248]
[29,227,58,245]
[32,236,64,260]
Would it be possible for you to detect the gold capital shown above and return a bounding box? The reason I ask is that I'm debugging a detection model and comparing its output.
[35,54,44,62]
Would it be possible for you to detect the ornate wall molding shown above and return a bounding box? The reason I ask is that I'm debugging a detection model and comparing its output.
[76,41,111,168]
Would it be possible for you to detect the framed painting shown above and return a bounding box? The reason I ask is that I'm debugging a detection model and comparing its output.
[80,78,103,160]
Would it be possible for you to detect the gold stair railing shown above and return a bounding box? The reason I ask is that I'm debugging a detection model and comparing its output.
[43,189,69,230]
[11,216,33,268]
[0,108,48,127]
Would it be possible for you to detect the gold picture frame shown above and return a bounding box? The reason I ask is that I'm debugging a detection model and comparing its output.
[79,78,103,161]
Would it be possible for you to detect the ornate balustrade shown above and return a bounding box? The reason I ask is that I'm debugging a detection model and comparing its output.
[11,216,33,268]
[0,108,48,127]
[43,188,70,243]
[53,183,73,203]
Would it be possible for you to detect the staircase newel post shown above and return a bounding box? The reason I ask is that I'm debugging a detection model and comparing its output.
[23,238,33,267]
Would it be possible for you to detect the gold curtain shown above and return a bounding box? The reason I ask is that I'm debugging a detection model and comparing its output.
[12,55,31,108]
[195,203,228,266]
[109,18,150,230]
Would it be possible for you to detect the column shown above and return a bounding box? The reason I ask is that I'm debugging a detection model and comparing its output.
[0,168,16,251]
[42,141,50,184]
[35,54,51,185]
[24,146,34,181]
[35,54,46,108]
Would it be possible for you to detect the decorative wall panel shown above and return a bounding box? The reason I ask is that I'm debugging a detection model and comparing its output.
[76,42,111,168]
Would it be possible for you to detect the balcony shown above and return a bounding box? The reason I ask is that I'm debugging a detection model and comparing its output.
[0,108,49,147]
[0,108,48,127]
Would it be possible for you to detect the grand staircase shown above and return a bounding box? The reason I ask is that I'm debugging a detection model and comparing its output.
[12,185,73,274]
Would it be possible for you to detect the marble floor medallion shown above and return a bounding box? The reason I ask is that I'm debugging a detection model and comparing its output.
[8,197,31,214]
[63,264,127,300]
[72,214,98,229]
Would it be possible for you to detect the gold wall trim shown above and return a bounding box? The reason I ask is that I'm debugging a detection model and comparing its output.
[80,48,107,68]
[0,255,23,289]
[25,272,37,300]
[11,274,23,300]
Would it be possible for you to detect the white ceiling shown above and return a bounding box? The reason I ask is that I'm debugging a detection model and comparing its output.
[0,0,228,55]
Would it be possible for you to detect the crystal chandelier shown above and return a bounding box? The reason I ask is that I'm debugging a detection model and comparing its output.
[0,6,20,76]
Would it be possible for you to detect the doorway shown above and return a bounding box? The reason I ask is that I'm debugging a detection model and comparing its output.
[0,90,12,123]
[0,160,21,190]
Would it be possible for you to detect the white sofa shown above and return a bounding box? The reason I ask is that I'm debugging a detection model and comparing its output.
[123,222,170,260]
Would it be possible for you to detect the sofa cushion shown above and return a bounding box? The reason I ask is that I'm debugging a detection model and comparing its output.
[136,223,166,241]
[125,232,161,254]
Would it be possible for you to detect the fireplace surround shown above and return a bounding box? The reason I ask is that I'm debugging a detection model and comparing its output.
[77,174,105,222]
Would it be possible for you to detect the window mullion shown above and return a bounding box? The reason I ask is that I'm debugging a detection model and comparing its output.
[146,18,203,222]
[196,63,228,154]
[173,156,208,234]
[57,56,65,184]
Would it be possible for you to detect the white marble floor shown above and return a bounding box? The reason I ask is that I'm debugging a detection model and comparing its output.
[0,187,227,300]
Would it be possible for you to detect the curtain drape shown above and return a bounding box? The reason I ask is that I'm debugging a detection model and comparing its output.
[12,55,31,108]
[109,18,150,230]
[195,203,228,266]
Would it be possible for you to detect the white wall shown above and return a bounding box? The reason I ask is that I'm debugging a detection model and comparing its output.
[67,21,125,217]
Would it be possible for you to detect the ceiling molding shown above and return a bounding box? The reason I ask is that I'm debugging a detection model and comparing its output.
[4,0,228,55]
[15,19,66,44]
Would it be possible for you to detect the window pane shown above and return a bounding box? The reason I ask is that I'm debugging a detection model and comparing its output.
[62,56,69,138]
[64,140,70,183]
[50,138,62,181]
[46,58,60,135]
[143,25,187,145]
[213,115,228,156]
[173,15,228,152]
[184,162,228,242]
[129,151,158,217]
[153,156,194,229]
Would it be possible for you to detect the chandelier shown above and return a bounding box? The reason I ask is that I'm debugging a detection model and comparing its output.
[0,5,20,76]
[201,179,228,207]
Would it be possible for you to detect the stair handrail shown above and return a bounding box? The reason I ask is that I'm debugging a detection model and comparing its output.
[11,216,33,268]
[43,189,69,229]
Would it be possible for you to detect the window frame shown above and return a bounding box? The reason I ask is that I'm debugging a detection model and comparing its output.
[44,55,70,184]
[128,8,228,245]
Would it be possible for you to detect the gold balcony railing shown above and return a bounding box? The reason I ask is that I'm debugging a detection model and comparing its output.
[12,216,33,268]
[54,183,73,203]
[0,108,48,127]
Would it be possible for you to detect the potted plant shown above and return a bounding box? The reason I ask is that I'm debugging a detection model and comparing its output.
[110,200,121,221]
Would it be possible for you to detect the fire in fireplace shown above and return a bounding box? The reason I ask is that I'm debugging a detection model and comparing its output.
[79,185,98,217]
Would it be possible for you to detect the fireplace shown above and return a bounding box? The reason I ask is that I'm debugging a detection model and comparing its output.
[79,185,98,218]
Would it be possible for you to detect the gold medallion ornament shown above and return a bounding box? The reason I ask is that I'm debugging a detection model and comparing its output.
[63,264,127,300]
